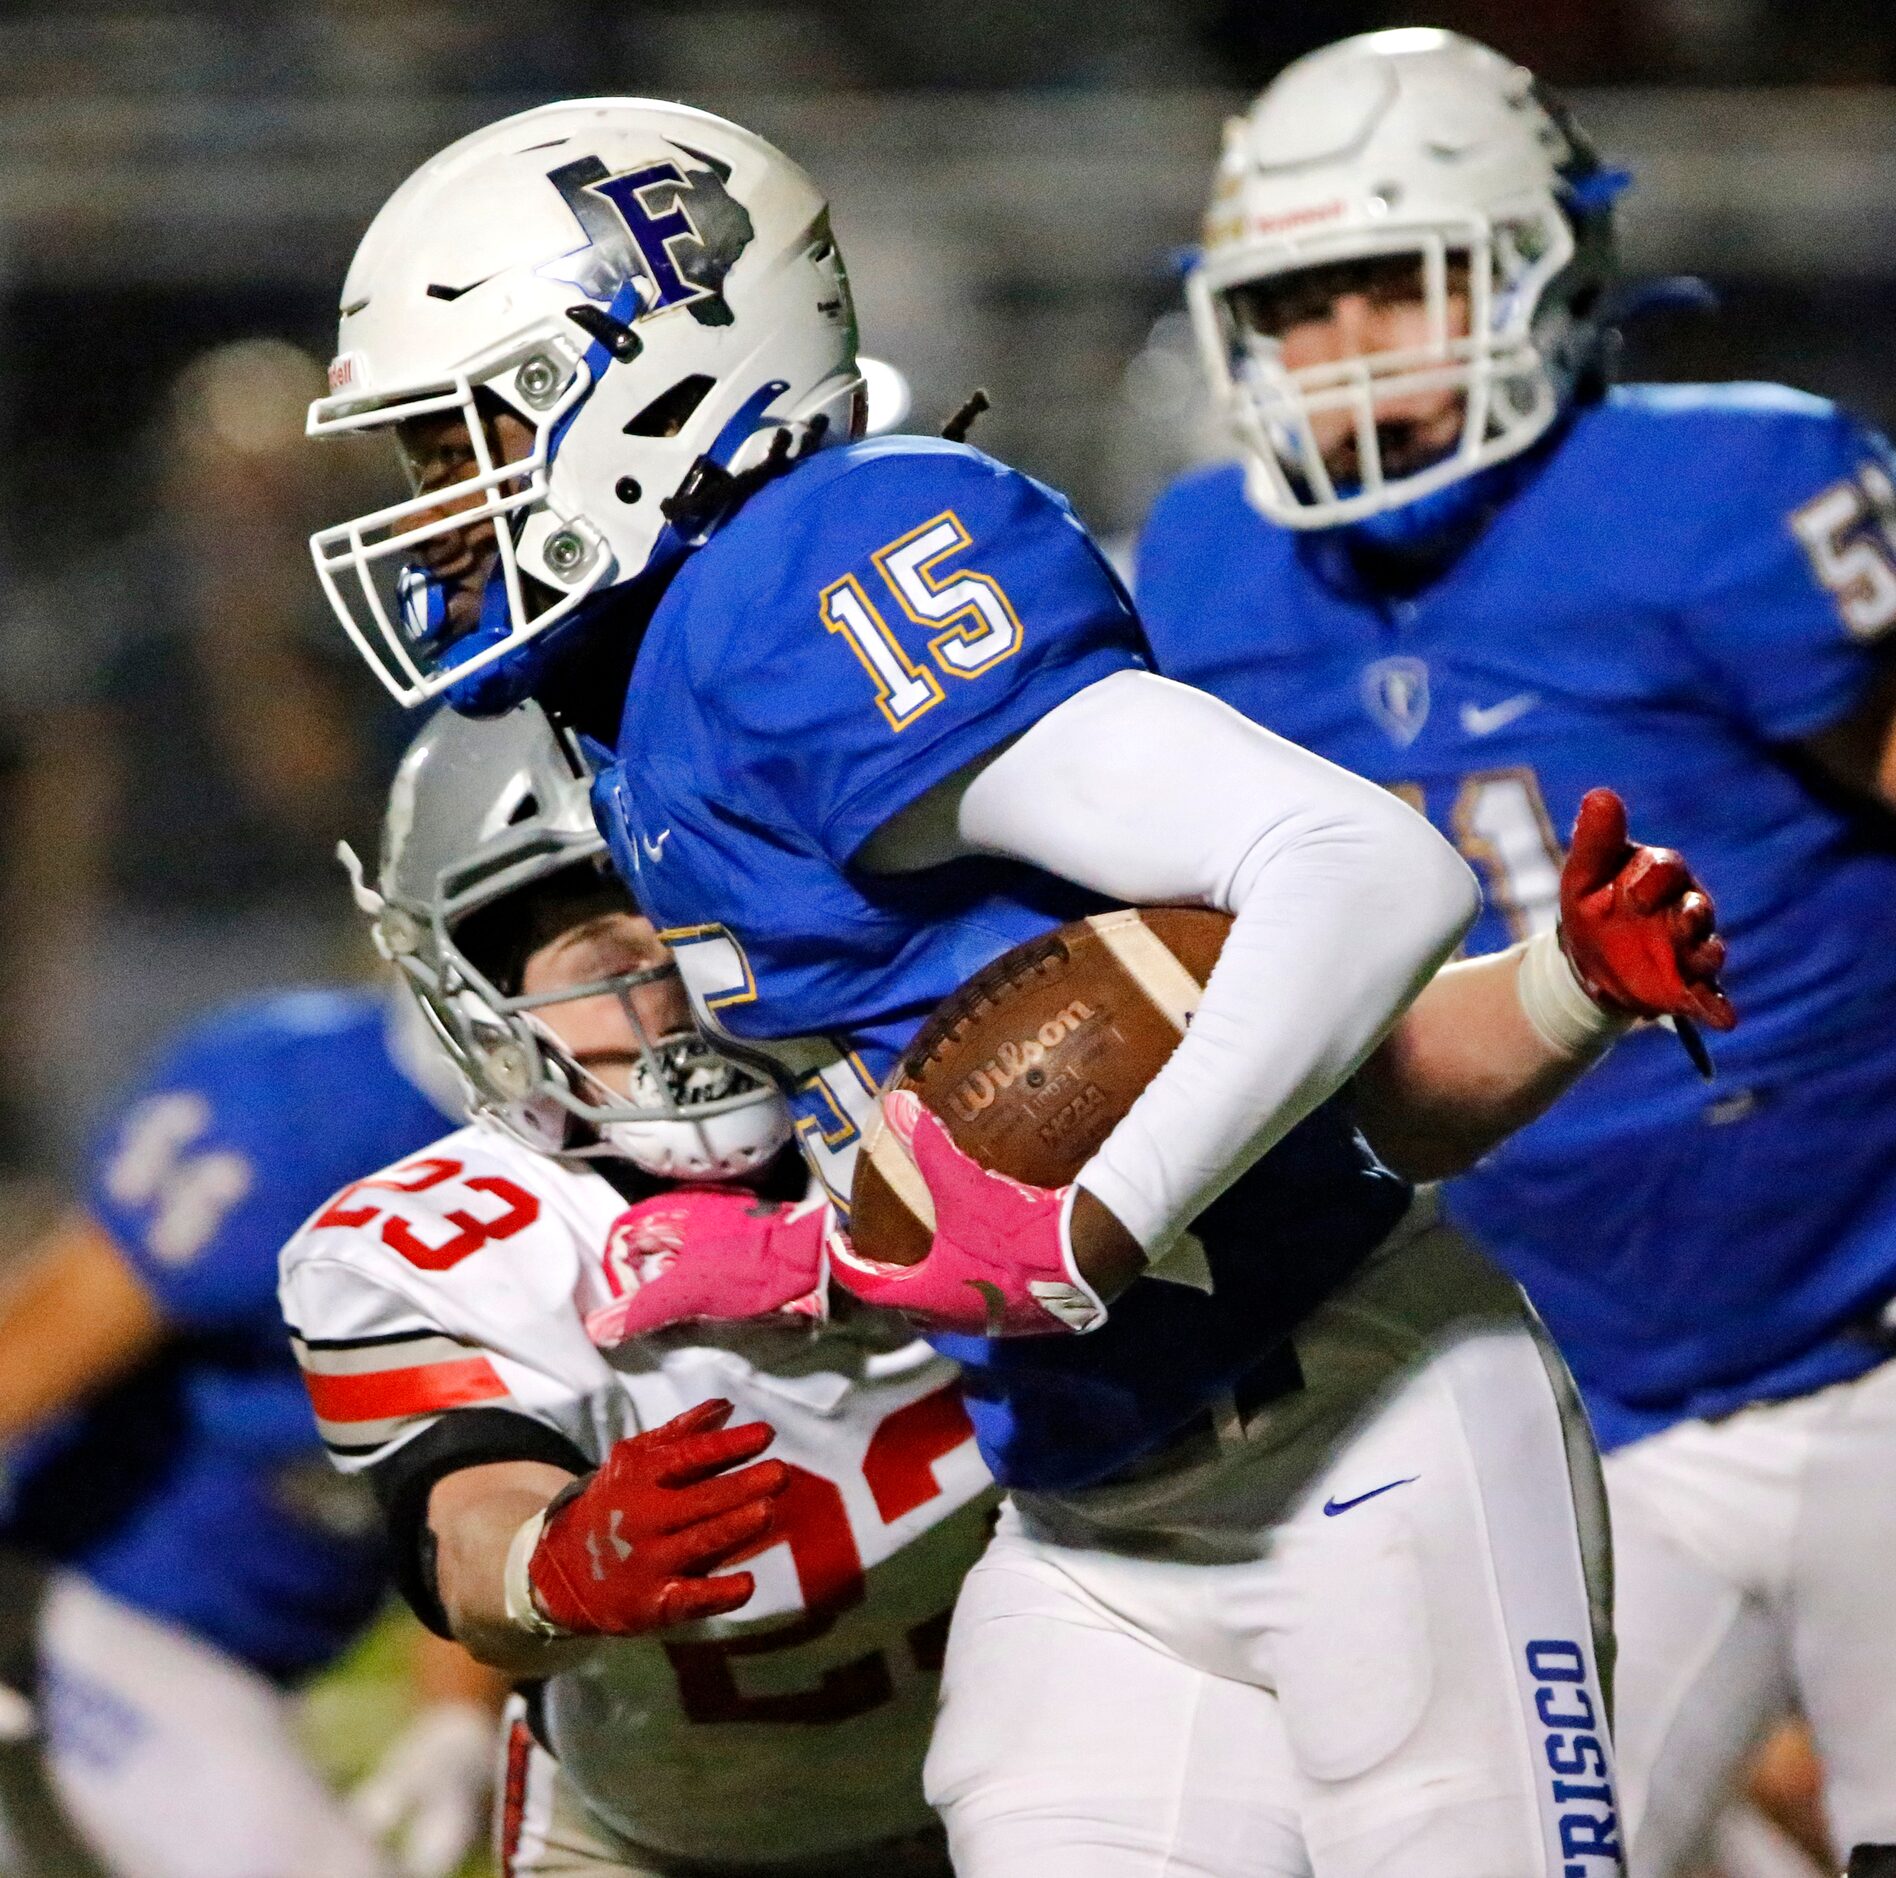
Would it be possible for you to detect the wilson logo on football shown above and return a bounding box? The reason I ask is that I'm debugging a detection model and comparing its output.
[947,1000,1096,1123]
[849,906,1230,1269]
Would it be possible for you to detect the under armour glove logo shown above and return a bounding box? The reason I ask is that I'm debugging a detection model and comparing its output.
[529,1401,788,1637]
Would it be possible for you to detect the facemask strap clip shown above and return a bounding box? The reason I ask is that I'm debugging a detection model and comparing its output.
[338,840,412,966]
[337,841,386,920]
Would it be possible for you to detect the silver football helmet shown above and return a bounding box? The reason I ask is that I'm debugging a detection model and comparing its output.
[342,700,790,1180]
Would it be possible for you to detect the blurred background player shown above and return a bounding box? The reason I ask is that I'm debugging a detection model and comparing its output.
[281,701,994,1877]
[1137,28,1896,1877]
[0,983,501,1878]
[1,340,409,1170]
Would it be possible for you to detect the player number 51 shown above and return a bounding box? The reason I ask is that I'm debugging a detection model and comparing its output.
[1791,465,1896,641]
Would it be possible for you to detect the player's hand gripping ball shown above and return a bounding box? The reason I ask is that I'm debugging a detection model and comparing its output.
[830,1088,1107,1337]
[836,908,1230,1338]
[527,1400,788,1637]
[1559,788,1736,1032]
[585,1187,829,1346]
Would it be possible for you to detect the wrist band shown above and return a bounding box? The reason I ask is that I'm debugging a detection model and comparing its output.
[1048,1181,1110,1332]
[502,1507,569,1640]
[1515,930,1630,1059]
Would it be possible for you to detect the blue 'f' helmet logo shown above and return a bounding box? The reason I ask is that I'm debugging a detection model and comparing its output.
[546,149,756,328]
[591,162,713,313]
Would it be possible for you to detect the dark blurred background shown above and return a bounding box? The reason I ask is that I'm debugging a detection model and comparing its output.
[0,0,1892,1181]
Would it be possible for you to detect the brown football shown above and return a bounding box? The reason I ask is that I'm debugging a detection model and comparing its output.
[848,906,1232,1266]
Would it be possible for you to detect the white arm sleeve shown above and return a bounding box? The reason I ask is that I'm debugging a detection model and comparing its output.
[870,670,1479,1256]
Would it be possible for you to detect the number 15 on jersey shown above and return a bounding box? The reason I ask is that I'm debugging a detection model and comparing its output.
[822,511,1024,731]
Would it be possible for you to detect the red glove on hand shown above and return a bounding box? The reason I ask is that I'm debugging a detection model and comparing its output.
[525,1400,788,1637]
[585,1188,828,1347]
[827,1089,1108,1338]
[1559,787,1736,1031]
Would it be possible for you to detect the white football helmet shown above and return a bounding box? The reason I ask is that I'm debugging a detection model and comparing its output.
[308,98,863,707]
[343,700,792,1182]
[1188,29,1620,530]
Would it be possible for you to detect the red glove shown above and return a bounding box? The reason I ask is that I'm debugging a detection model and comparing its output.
[586,1187,828,1347]
[526,1400,788,1637]
[1559,788,1736,1031]
[827,1089,1107,1337]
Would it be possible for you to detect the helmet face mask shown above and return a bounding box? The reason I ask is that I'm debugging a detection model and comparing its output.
[349,702,792,1183]
[1190,30,1615,532]
[309,101,864,710]
[420,892,783,1180]
[311,346,599,702]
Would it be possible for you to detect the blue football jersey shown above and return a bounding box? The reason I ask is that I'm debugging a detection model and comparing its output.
[591,435,1411,1492]
[1,990,448,1679]
[1137,383,1896,1449]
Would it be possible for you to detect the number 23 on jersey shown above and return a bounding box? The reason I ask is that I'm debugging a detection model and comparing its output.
[313,1157,540,1271]
[821,511,1024,731]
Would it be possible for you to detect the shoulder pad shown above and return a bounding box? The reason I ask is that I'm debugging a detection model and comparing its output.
[281,1131,614,1468]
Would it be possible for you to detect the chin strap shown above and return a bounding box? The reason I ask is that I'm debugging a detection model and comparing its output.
[1337,441,1545,559]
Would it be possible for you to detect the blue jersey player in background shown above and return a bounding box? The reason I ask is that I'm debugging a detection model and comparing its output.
[308,97,1737,1878]
[0,987,498,1878]
[1142,28,1896,1878]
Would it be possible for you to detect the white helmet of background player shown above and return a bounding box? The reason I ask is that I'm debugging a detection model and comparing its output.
[308,98,862,710]
[341,701,791,1181]
[1188,28,1624,531]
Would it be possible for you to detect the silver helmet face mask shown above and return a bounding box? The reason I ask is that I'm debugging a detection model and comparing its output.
[346,700,790,1182]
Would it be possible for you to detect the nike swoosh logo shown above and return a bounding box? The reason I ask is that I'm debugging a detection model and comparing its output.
[425,272,499,303]
[641,829,671,862]
[1459,692,1541,737]
[1322,1476,1417,1516]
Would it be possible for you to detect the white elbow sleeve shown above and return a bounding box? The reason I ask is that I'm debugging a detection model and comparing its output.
[960,672,1477,1254]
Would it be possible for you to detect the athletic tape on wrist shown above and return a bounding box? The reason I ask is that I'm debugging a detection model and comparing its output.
[502,1507,570,1641]
[1049,1181,1111,1330]
[1515,930,1629,1058]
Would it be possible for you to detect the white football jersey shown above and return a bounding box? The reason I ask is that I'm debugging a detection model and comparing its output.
[279,1125,995,1866]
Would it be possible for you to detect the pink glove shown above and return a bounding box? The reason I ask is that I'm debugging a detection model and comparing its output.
[586,1187,828,1347]
[827,1090,1107,1337]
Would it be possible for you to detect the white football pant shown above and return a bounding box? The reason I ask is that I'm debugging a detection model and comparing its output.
[1608,1355,1896,1876]
[0,1570,391,1878]
[494,1696,952,1876]
[926,1207,1621,1878]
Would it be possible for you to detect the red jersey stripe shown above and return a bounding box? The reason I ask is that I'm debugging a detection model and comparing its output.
[302,1353,507,1424]
[499,1715,532,1876]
